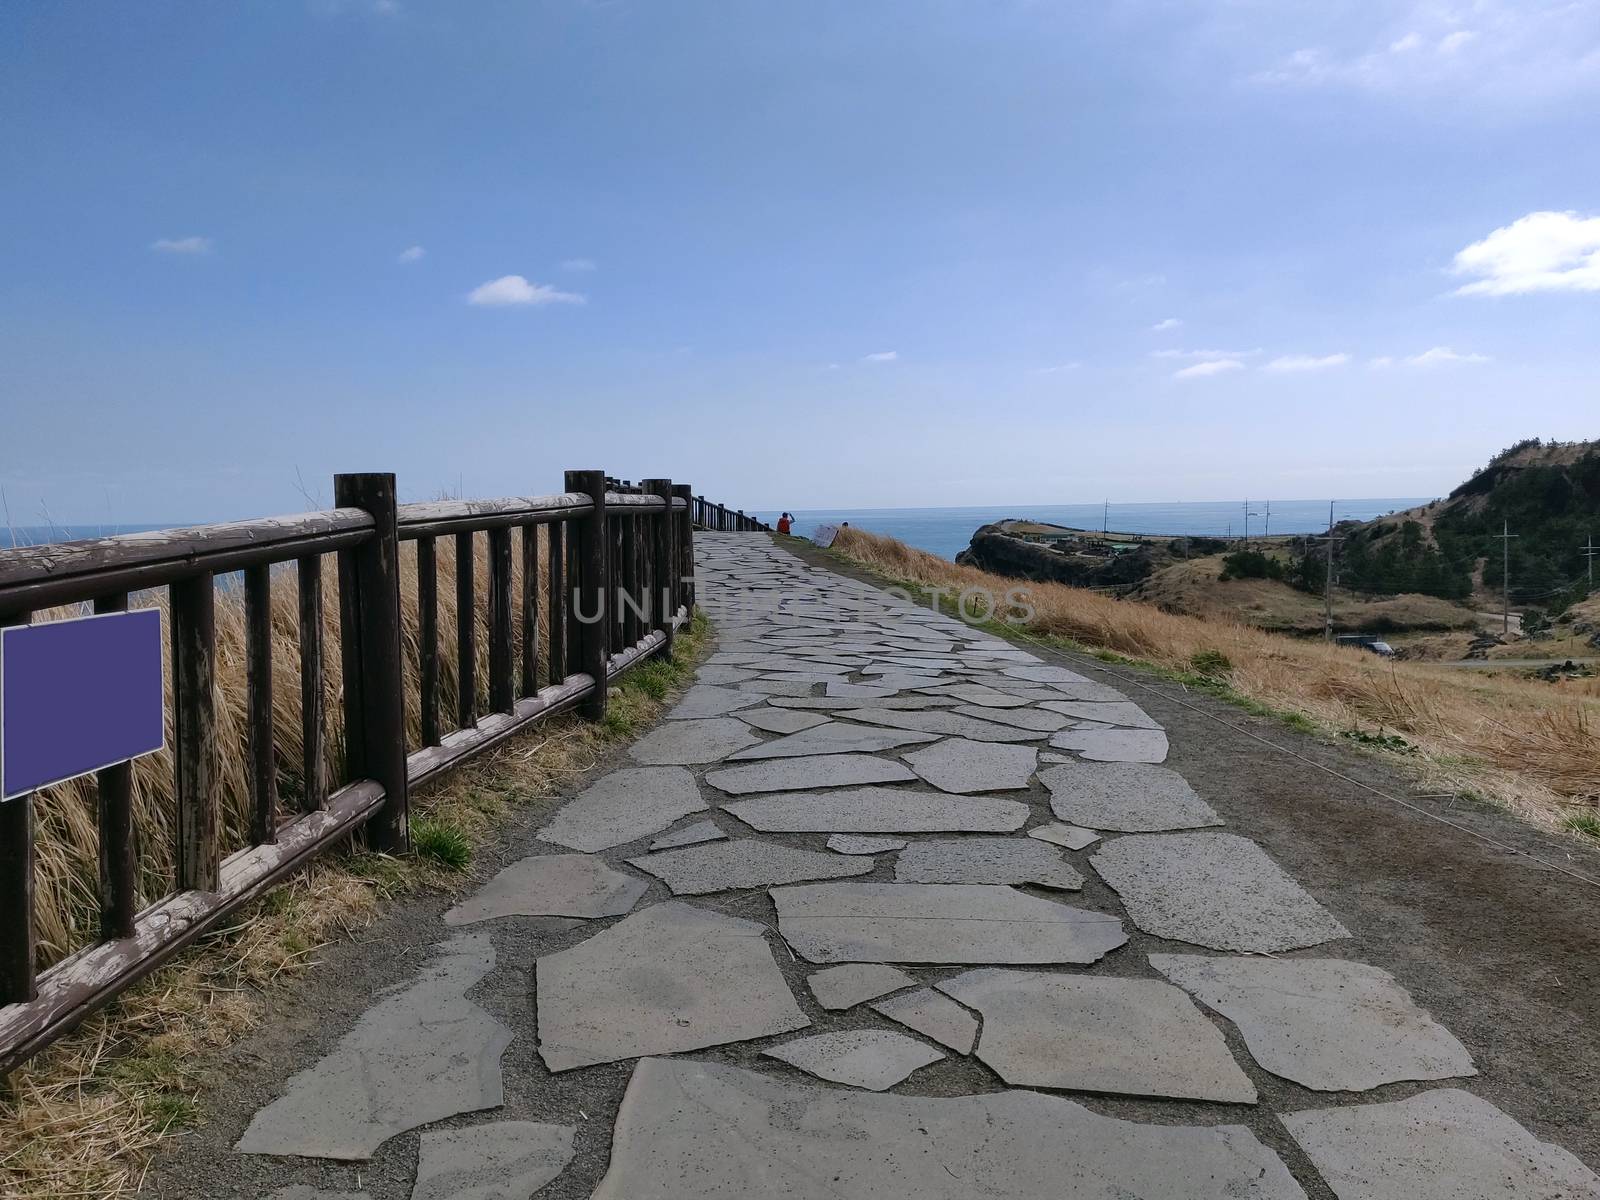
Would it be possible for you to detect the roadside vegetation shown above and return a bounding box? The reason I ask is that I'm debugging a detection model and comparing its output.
[0,536,708,1199]
[825,525,1600,836]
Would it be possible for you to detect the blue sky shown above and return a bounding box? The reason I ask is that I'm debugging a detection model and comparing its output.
[2,0,1598,523]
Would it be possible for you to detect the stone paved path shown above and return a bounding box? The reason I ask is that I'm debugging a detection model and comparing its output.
[190,534,1600,1198]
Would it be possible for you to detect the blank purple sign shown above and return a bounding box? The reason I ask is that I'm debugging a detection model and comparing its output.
[1,610,164,801]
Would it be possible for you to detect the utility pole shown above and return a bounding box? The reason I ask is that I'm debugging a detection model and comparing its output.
[1103,499,1109,535]
[1493,521,1518,636]
[1263,500,1271,540]
[1584,535,1597,593]
[1242,498,1249,547]
[1315,500,1341,642]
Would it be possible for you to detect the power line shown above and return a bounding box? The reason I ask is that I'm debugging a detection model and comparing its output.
[1492,521,1518,635]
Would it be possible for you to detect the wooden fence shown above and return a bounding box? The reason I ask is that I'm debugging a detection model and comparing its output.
[0,471,762,1074]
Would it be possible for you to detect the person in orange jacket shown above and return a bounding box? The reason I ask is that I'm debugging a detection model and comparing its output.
[776,512,793,535]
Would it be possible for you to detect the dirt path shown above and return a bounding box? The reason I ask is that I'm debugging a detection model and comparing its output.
[143,534,1600,1199]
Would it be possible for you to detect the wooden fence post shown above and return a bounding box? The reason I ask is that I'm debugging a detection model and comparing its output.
[171,575,219,892]
[334,472,409,853]
[0,611,36,1002]
[674,484,695,615]
[642,479,675,654]
[91,593,137,939]
[565,470,609,720]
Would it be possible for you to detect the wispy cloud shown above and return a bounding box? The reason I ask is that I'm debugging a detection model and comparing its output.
[560,257,597,272]
[862,351,899,363]
[1153,348,1261,361]
[397,245,425,264]
[1174,359,1245,380]
[1451,211,1600,296]
[1033,362,1081,374]
[1406,346,1491,367]
[467,275,585,307]
[151,236,212,255]
[1264,353,1351,372]
[1151,317,1183,332]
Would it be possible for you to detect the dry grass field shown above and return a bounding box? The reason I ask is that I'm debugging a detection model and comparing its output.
[829,526,1600,831]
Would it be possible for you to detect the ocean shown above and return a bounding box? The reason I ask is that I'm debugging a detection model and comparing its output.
[751,499,1431,561]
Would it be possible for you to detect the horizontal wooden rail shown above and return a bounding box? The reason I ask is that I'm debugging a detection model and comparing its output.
[0,467,763,1076]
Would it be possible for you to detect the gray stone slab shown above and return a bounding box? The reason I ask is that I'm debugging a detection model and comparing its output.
[1150,955,1475,1092]
[951,704,1071,732]
[763,670,858,685]
[1003,664,1091,684]
[591,1057,1306,1200]
[535,902,809,1072]
[665,684,766,720]
[539,766,706,851]
[1027,822,1101,851]
[922,683,1031,708]
[649,819,727,851]
[627,838,874,895]
[1043,681,1131,702]
[827,834,908,854]
[737,678,820,697]
[939,968,1256,1104]
[1040,761,1222,832]
[695,664,756,684]
[870,987,977,1053]
[1039,700,1161,729]
[443,854,647,925]
[737,706,831,734]
[1282,1089,1600,1200]
[726,787,1029,834]
[265,1191,369,1200]
[630,719,764,765]
[838,708,1043,743]
[1093,832,1351,952]
[902,739,1037,793]
[824,680,901,699]
[894,837,1083,890]
[705,753,918,794]
[413,1121,575,1200]
[1049,727,1169,763]
[727,722,941,759]
[806,963,916,1010]
[236,935,513,1160]
[768,694,957,710]
[772,882,1127,965]
[764,1030,944,1091]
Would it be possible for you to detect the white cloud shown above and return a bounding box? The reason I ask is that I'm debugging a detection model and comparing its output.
[1451,211,1600,296]
[1264,353,1351,372]
[1151,317,1183,332]
[1152,347,1261,361]
[466,275,585,307]
[862,351,899,362]
[1406,346,1491,366]
[151,236,212,254]
[1438,29,1478,55]
[1174,359,1246,380]
[560,257,597,272]
[1033,363,1082,374]
[397,245,425,264]
[1390,32,1424,52]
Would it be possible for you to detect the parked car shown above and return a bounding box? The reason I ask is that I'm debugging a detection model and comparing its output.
[1335,634,1396,658]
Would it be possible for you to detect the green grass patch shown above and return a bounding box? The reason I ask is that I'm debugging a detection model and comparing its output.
[411,817,472,871]
[1563,810,1600,839]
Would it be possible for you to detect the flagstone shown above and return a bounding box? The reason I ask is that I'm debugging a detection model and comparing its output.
[768,694,957,710]
[950,704,1071,732]
[1038,700,1161,729]
[649,819,727,851]
[838,708,1043,743]
[870,987,978,1053]
[772,881,1127,964]
[1150,954,1475,1091]
[706,753,918,794]
[727,722,941,759]
[726,787,1029,834]
[590,1058,1307,1200]
[894,837,1083,889]
[535,902,808,1072]
[806,963,916,1010]
[1003,664,1091,684]
[1043,681,1132,702]
[764,1030,944,1091]
[1040,762,1222,831]
[737,706,832,734]
[1027,822,1101,851]
[412,1121,575,1200]
[901,738,1037,793]
[236,935,513,1160]
[664,684,766,720]
[1049,728,1170,763]
[539,766,706,851]
[695,664,757,684]
[627,838,874,895]
[629,718,763,765]
[443,854,647,925]
[920,683,1032,707]
[1093,832,1350,952]
[827,834,909,854]
[1282,1089,1600,1200]
[939,968,1256,1104]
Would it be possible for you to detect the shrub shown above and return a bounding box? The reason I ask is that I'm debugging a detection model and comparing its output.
[1218,550,1283,582]
[1189,649,1232,678]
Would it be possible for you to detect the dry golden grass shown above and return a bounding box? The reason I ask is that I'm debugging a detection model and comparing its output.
[830,526,1600,824]
[3,529,706,1199]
